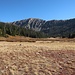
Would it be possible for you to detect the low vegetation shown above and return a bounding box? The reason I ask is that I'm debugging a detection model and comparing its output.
[0,40,75,75]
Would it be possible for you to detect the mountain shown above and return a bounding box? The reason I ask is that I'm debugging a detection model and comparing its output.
[12,18,75,37]
[12,18,46,31]
[0,18,75,38]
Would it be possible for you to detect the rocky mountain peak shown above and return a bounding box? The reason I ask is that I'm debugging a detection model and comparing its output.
[12,18,46,31]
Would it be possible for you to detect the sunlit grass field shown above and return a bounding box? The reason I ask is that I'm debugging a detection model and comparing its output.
[0,36,75,75]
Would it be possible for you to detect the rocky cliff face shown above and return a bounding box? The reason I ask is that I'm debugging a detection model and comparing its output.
[12,18,46,31]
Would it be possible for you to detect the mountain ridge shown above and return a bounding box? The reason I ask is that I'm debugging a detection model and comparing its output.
[11,18,46,31]
[0,18,75,38]
[11,18,75,37]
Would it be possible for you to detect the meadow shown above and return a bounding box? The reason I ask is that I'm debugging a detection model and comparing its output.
[0,37,75,75]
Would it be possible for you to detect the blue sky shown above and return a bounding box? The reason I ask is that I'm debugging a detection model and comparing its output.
[0,0,75,22]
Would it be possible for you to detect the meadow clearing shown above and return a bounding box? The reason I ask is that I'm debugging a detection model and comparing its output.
[0,37,75,75]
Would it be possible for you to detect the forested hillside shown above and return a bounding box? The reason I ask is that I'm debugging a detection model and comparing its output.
[0,22,46,38]
[1,18,75,38]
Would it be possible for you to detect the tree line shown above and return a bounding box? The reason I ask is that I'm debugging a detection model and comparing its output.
[0,22,75,38]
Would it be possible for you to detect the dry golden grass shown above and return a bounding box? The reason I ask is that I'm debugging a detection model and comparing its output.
[0,37,6,41]
[1,36,75,42]
[0,37,75,75]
